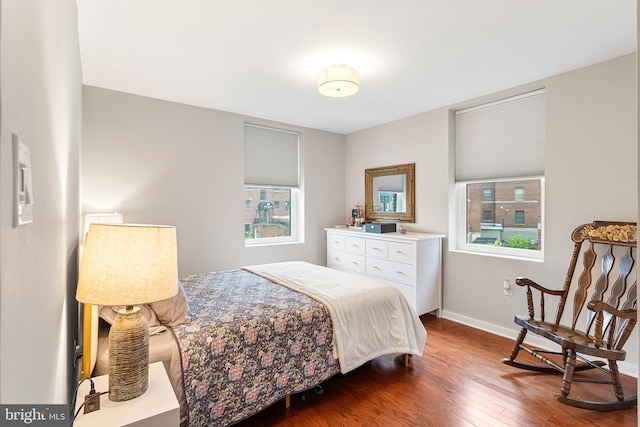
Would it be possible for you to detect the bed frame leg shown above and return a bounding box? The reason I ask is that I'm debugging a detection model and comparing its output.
[285,394,291,408]
[404,353,410,367]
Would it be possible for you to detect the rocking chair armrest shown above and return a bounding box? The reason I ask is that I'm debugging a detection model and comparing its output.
[587,301,638,321]
[515,277,565,296]
[516,277,565,321]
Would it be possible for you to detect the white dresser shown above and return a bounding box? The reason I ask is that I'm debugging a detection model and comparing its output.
[325,228,444,316]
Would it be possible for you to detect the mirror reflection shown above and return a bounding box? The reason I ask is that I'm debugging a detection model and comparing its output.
[372,174,407,213]
[365,163,415,223]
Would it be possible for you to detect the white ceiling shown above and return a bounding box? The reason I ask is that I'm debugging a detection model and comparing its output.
[77,0,636,135]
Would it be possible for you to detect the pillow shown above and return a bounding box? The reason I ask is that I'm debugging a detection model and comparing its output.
[93,318,111,376]
[98,304,167,336]
[148,281,189,326]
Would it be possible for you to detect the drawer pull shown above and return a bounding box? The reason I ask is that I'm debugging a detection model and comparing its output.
[351,261,360,265]
[372,247,381,251]
[372,265,381,270]
[334,257,341,261]
[396,250,406,255]
[396,271,406,275]
[352,244,360,248]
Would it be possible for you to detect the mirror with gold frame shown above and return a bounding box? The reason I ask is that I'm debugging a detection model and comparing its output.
[364,163,415,223]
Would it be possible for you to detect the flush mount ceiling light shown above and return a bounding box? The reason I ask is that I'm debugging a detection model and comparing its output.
[317,64,359,97]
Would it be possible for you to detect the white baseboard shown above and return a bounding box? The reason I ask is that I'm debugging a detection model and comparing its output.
[441,310,638,378]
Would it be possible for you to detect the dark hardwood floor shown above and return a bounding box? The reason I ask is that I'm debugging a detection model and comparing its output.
[236,315,637,426]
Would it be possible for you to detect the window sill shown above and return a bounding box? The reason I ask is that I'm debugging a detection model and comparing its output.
[245,240,303,248]
[449,248,544,263]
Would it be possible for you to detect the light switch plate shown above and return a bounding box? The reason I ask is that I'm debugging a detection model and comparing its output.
[13,134,34,227]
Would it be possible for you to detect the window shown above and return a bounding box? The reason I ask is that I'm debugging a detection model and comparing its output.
[515,187,524,202]
[244,124,300,245]
[454,89,545,259]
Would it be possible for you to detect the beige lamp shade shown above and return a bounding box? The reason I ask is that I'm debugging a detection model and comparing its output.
[76,223,179,306]
[317,64,359,97]
[76,223,178,401]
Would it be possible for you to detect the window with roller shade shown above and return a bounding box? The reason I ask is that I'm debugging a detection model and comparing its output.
[454,89,545,259]
[244,123,300,245]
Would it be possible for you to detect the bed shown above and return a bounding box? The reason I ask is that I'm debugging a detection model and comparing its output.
[89,261,427,426]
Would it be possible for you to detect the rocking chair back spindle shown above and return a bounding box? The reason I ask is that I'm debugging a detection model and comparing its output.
[501,220,637,411]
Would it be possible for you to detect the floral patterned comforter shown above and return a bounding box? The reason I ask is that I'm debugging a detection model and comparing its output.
[171,269,340,426]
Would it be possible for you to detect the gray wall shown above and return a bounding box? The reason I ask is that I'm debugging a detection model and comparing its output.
[0,0,81,403]
[345,54,638,375]
[82,87,346,275]
[82,56,637,377]
[0,0,635,409]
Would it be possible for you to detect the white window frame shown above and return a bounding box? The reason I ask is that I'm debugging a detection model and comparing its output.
[244,123,303,247]
[452,89,545,261]
[455,177,544,261]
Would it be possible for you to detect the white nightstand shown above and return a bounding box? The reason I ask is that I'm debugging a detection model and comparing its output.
[74,362,179,427]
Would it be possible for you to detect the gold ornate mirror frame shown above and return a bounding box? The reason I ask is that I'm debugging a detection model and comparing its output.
[364,163,415,223]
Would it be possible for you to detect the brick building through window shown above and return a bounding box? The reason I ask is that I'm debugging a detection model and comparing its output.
[466,179,541,249]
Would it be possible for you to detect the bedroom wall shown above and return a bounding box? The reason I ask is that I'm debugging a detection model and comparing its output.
[0,0,81,404]
[345,53,638,375]
[81,86,345,276]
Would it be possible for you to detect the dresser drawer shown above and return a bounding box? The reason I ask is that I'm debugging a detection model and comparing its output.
[346,236,366,255]
[388,241,416,264]
[365,238,388,259]
[328,250,366,275]
[388,281,417,311]
[326,227,444,317]
[366,258,415,285]
[328,234,346,252]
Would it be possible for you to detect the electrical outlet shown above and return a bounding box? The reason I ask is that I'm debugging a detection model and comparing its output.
[503,279,513,296]
[84,392,100,414]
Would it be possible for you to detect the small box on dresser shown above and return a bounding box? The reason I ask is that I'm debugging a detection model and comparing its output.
[364,222,396,233]
[325,227,445,316]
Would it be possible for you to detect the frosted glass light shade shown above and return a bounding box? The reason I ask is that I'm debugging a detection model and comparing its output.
[76,223,179,306]
[317,64,359,97]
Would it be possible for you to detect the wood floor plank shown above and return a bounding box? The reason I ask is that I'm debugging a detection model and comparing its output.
[235,315,637,426]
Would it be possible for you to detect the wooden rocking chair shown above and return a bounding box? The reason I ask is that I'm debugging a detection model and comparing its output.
[501,220,637,411]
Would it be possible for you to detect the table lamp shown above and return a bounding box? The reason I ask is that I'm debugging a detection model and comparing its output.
[76,223,178,401]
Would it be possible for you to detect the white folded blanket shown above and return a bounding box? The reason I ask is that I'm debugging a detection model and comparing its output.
[243,261,427,374]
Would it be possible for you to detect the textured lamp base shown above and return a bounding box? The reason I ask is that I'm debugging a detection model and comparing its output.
[108,307,149,401]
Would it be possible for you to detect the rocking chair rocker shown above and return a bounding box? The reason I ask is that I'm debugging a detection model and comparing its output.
[501,220,637,411]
